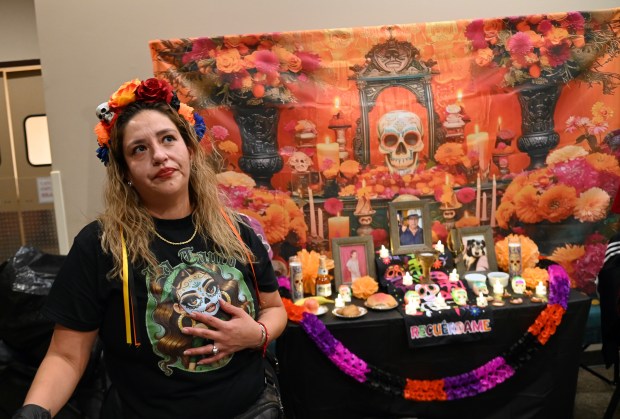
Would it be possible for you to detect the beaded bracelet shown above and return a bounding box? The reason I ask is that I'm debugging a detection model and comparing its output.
[256,321,269,357]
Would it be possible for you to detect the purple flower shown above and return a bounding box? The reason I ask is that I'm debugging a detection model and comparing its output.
[547,265,571,308]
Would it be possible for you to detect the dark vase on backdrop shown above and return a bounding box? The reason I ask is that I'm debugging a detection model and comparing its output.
[516,84,563,170]
[233,106,283,189]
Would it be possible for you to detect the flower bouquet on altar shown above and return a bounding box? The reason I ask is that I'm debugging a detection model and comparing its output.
[465,9,620,92]
[216,171,308,251]
[150,34,321,107]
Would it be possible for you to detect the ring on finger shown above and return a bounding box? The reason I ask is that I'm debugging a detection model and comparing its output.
[212,344,219,356]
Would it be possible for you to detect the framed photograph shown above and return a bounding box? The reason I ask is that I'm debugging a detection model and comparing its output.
[456,226,498,274]
[332,235,377,289]
[387,200,433,255]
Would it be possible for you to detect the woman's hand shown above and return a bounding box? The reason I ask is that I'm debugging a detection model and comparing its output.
[181,299,263,365]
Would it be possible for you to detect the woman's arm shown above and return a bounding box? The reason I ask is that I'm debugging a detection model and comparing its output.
[22,326,98,416]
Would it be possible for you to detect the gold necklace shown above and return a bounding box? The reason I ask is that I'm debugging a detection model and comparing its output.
[153,225,198,245]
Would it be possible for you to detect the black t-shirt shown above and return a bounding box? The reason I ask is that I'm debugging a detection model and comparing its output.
[43,215,278,418]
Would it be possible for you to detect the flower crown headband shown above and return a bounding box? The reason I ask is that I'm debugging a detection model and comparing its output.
[94,78,206,165]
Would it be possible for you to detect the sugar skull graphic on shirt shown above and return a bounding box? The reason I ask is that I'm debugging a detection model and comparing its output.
[144,247,255,375]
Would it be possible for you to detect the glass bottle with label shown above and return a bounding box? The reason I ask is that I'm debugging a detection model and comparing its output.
[315,255,332,297]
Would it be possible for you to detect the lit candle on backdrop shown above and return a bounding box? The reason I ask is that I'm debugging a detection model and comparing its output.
[456,90,463,106]
[497,116,502,132]
[475,174,481,219]
[481,192,488,221]
[316,137,340,172]
[328,213,350,242]
[308,187,317,237]
[317,208,324,239]
[491,175,497,227]
[466,125,490,163]
[334,96,340,114]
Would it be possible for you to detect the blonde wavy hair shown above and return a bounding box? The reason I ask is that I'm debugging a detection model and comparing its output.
[99,101,250,279]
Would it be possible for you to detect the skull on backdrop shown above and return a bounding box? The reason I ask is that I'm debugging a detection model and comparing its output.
[377,110,424,175]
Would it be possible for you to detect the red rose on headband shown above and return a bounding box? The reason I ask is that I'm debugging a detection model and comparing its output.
[135,78,173,103]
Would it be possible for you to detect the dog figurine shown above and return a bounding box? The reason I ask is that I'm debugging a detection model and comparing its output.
[464,239,489,272]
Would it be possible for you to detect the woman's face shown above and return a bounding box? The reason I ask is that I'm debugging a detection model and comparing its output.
[122,110,192,212]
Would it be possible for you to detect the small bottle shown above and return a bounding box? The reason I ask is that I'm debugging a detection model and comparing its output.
[289,256,304,302]
[315,255,332,297]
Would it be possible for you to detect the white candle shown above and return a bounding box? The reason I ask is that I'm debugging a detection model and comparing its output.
[435,240,445,254]
[403,271,414,286]
[493,280,504,297]
[335,294,345,308]
[449,268,459,282]
[477,292,488,307]
[379,245,390,259]
[406,300,419,315]
[308,187,316,237]
[491,175,497,228]
[475,174,481,219]
[317,208,324,239]
[535,281,547,297]
[481,192,488,221]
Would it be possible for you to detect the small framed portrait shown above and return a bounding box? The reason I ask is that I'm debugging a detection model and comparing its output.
[456,226,497,274]
[387,200,432,255]
[332,235,377,289]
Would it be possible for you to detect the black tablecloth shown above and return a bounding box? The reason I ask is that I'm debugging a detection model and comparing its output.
[276,290,591,419]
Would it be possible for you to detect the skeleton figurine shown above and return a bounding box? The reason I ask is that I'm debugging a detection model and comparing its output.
[95,102,115,124]
[377,110,424,175]
[288,152,315,197]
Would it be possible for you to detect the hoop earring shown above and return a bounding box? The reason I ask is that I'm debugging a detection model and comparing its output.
[177,313,196,330]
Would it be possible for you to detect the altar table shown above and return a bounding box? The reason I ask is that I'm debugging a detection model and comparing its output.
[276,290,591,419]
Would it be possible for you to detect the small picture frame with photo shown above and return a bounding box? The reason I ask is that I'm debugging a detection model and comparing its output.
[332,235,377,289]
[456,225,497,274]
[387,200,433,255]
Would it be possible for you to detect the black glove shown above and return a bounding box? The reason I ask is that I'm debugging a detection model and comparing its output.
[12,404,51,419]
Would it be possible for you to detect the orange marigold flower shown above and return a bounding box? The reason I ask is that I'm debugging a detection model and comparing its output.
[496,234,539,271]
[586,153,620,175]
[351,276,379,300]
[178,103,195,124]
[289,217,308,244]
[434,143,465,166]
[216,171,256,188]
[522,267,549,289]
[514,185,543,224]
[575,187,610,222]
[217,139,239,154]
[338,185,356,197]
[538,184,576,223]
[592,101,614,121]
[548,244,585,275]
[495,202,515,230]
[216,48,244,73]
[340,159,361,178]
[262,204,290,244]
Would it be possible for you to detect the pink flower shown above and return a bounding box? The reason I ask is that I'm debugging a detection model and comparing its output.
[573,243,606,295]
[552,158,599,193]
[211,125,229,140]
[564,116,580,133]
[253,50,280,75]
[323,198,344,216]
[431,221,448,243]
[182,37,217,64]
[465,20,488,49]
[284,120,297,134]
[371,228,389,248]
[544,41,571,67]
[295,51,321,72]
[587,120,609,135]
[566,12,585,31]
[538,20,553,34]
[507,32,533,57]
[456,187,476,204]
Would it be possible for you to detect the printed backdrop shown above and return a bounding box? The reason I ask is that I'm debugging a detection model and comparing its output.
[150,8,620,295]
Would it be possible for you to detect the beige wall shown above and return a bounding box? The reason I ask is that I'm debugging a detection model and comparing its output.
[0,0,39,62]
[34,0,619,246]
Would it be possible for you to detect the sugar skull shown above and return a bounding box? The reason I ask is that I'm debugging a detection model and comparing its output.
[511,276,526,294]
[377,110,424,175]
[415,283,440,303]
[287,152,313,173]
[451,288,468,306]
[404,290,420,305]
[384,265,404,281]
[339,285,352,302]
[173,270,223,316]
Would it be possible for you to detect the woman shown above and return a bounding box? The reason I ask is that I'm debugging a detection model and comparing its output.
[15,78,287,418]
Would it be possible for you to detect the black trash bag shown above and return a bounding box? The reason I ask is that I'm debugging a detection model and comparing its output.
[0,246,66,365]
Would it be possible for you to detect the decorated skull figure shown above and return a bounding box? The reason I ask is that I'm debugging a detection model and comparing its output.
[95,102,115,124]
[173,271,222,316]
[451,288,468,306]
[287,152,313,173]
[377,110,424,175]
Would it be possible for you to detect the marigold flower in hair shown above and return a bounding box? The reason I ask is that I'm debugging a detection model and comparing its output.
[94,77,206,165]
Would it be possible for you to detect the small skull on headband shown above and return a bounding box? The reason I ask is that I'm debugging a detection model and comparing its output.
[95,102,115,124]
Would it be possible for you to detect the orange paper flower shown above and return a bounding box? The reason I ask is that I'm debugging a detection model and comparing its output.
[514,185,543,224]
[522,267,549,289]
[548,244,585,276]
[297,249,321,295]
[351,276,379,300]
[495,234,540,271]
